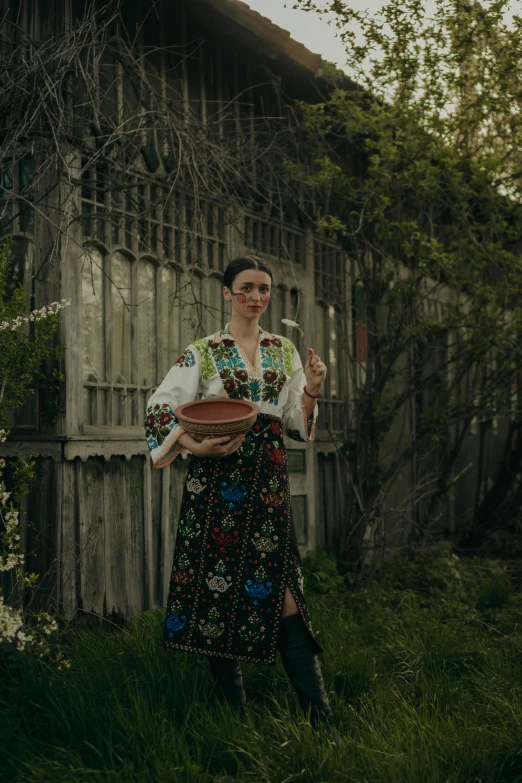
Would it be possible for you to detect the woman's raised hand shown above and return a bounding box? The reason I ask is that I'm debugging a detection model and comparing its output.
[180,431,246,458]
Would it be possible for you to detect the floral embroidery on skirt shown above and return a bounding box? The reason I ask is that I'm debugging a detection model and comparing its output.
[163,413,323,665]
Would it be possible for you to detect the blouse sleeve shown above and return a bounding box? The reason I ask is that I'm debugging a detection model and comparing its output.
[281,342,319,442]
[144,346,202,468]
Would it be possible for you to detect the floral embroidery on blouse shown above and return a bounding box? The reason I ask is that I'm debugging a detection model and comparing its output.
[259,336,287,405]
[189,327,293,407]
[145,322,318,469]
[145,402,178,449]
[281,337,294,377]
[212,340,253,398]
[198,329,289,405]
[193,338,216,380]
[173,348,196,367]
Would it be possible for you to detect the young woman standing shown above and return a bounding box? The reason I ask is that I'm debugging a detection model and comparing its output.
[145,255,340,739]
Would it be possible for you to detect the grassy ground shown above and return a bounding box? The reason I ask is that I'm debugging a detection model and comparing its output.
[2,544,522,783]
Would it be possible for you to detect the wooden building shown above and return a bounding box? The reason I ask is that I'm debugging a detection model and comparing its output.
[0,0,514,619]
[0,0,355,618]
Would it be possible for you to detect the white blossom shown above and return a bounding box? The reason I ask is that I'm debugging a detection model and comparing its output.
[281,318,309,350]
[0,298,70,332]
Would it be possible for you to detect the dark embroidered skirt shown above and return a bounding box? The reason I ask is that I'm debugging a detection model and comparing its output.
[163,412,323,665]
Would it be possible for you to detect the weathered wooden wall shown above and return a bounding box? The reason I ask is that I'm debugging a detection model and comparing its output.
[58,454,186,617]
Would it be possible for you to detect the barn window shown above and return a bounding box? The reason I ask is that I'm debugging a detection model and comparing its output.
[111,250,132,384]
[0,155,36,430]
[184,198,226,272]
[137,257,157,387]
[314,240,344,306]
[161,264,183,372]
[82,246,108,426]
[288,288,302,350]
[352,283,367,391]
[82,246,161,427]
[187,269,204,336]
[272,284,287,336]
[327,305,341,401]
[81,162,106,243]
[208,274,226,334]
[314,240,347,433]
[315,301,327,375]
[82,247,106,385]
[0,155,35,237]
[244,214,304,266]
[4,237,36,430]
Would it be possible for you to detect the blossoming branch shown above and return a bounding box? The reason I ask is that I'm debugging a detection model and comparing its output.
[0,299,70,332]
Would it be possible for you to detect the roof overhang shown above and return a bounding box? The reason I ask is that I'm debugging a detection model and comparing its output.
[191,0,354,88]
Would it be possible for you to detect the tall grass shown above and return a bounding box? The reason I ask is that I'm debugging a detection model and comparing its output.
[2,545,522,782]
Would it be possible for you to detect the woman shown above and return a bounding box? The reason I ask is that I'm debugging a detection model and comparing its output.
[144,255,340,738]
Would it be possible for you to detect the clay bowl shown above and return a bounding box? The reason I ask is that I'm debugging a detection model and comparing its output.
[174,398,260,442]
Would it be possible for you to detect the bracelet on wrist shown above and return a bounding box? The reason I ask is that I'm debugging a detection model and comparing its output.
[304,386,321,399]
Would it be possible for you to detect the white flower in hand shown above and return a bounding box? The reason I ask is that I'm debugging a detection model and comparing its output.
[281,319,310,351]
[282,319,326,394]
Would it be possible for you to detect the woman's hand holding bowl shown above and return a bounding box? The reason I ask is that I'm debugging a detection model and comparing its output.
[178,430,246,458]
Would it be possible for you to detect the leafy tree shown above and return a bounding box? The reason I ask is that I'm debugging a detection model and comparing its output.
[286,0,522,566]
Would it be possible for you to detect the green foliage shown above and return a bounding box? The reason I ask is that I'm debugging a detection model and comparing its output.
[287,0,522,556]
[2,552,522,781]
[302,546,345,594]
[0,239,64,427]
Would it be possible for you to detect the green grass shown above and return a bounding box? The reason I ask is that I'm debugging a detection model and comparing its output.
[2,546,522,782]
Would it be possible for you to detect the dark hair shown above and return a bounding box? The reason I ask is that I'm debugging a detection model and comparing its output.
[223,255,273,291]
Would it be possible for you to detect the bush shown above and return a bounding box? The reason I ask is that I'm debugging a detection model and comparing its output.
[302,546,345,595]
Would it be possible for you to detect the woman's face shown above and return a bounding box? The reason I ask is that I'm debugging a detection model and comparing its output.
[223,269,272,320]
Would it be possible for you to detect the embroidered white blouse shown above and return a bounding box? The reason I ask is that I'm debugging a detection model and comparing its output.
[145,323,319,468]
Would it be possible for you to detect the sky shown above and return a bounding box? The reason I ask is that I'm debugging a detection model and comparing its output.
[243,0,514,73]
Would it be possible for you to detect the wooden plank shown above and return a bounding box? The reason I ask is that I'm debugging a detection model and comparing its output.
[61,150,84,437]
[0,441,62,460]
[127,455,146,615]
[26,458,57,612]
[78,457,105,615]
[143,455,154,608]
[104,456,128,617]
[151,457,163,605]
[165,460,184,607]
[160,462,171,606]
[64,440,148,461]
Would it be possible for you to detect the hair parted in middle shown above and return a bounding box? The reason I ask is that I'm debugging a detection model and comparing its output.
[223,255,274,291]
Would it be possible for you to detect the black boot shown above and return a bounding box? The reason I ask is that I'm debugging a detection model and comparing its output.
[278,613,342,744]
[208,655,248,722]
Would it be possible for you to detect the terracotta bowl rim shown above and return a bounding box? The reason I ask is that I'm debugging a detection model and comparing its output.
[175,398,260,425]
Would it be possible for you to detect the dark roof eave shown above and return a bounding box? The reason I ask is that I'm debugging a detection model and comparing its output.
[195,0,356,88]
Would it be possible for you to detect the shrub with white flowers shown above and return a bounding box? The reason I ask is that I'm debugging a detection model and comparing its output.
[0,239,69,664]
